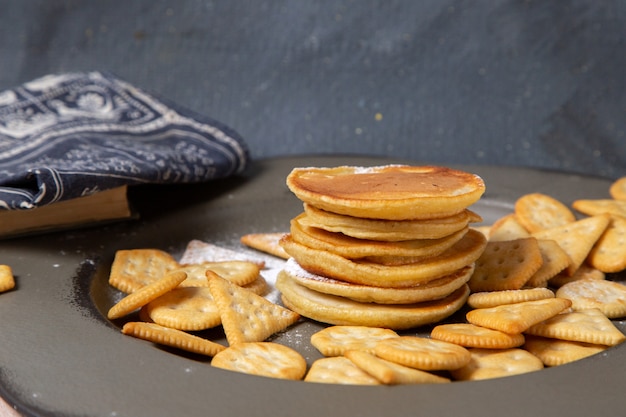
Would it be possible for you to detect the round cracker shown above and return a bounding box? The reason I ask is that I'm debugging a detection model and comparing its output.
[374,336,471,371]
[450,348,543,381]
[211,342,307,380]
[514,193,576,233]
[310,325,399,356]
[467,288,555,309]
[145,287,221,331]
[609,177,626,201]
[555,279,626,318]
[431,323,525,349]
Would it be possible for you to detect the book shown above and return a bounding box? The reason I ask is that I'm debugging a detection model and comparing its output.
[0,186,134,238]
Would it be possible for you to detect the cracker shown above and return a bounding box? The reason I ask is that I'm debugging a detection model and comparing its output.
[548,264,605,288]
[109,249,180,293]
[515,193,576,233]
[121,321,226,356]
[0,264,15,293]
[555,279,626,318]
[533,214,611,276]
[304,356,381,385]
[609,177,626,201]
[344,350,450,384]
[145,287,221,331]
[525,308,626,346]
[587,215,626,273]
[310,325,399,356]
[211,342,307,380]
[468,237,543,292]
[374,336,471,371]
[488,214,531,242]
[572,199,626,218]
[465,297,572,334]
[524,335,608,367]
[431,323,525,349]
[467,288,555,309]
[241,275,268,296]
[450,348,543,381]
[108,270,188,320]
[240,233,289,259]
[207,272,300,345]
[526,239,571,287]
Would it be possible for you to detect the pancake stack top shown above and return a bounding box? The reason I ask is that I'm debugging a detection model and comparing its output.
[276,165,488,330]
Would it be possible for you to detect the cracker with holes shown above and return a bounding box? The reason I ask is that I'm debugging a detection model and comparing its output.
[533,214,611,276]
[450,348,543,381]
[310,325,398,356]
[515,193,576,233]
[304,356,381,385]
[468,237,543,292]
[524,335,608,367]
[207,272,300,345]
[525,308,626,346]
[145,287,221,331]
[466,297,572,334]
[344,350,450,385]
[211,342,307,380]
[0,265,15,293]
[109,249,180,293]
[108,270,188,320]
[555,279,626,319]
[374,336,471,371]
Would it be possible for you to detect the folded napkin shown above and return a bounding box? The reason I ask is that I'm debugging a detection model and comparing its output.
[0,71,249,210]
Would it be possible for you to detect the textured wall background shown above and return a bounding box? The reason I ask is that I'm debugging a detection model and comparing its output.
[1,0,624,178]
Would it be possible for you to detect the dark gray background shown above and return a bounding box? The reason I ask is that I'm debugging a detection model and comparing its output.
[1,0,624,178]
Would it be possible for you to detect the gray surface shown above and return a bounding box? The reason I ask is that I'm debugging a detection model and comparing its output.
[1,0,625,178]
[1,155,625,417]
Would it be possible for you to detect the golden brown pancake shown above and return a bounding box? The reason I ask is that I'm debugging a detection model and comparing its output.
[290,213,468,262]
[276,272,470,330]
[300,203,482,241]
[282,258,474,304]
[279,228,487,288]
[286,165,486,220]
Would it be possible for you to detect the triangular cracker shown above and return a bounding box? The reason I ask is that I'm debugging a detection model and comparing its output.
[466,297,572,334]
[533,214,611,276]
[525,308,626,346]
[207,272,300,345]
[525,239,571,287]
[488,214,531,242]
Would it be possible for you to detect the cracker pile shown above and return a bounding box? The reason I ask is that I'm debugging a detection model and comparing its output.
[276,165,487,329]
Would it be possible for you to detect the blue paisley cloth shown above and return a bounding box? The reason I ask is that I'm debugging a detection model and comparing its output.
[0,71,249,210]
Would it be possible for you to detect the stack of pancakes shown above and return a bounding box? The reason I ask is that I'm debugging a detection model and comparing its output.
[276,165,488,330]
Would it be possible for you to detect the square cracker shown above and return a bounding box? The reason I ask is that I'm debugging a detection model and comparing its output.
[468,237,543,292]
[109,249,180,293]
[207,272,300,345]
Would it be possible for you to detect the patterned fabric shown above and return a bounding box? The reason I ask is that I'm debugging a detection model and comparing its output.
[0,71,249,210]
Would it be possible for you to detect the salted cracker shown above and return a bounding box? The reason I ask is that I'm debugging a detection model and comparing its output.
[514,193,576,233]
[0,265,15,293]
[430,323,525,349]
[109,249,180,293]
[310,325,398,356]
[211,342,307,380]
[467,288,555,309]
[305,357,381,385]
[450,348,543,381]
[207,272,300,345]
[374,336,471,371]
[524,335,608,367]
[145,287,221,331]
[587,215,626,273]
[555,279,626,319]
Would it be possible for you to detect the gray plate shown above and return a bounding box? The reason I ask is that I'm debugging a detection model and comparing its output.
[1,155,625,417]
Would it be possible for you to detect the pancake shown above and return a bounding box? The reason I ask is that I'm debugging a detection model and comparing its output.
[283,258,474,304]
[279,228,487,288]
[286,165,486,220]
[290,213,468,262]
[300,203,481,241]
[276,272,470,330]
